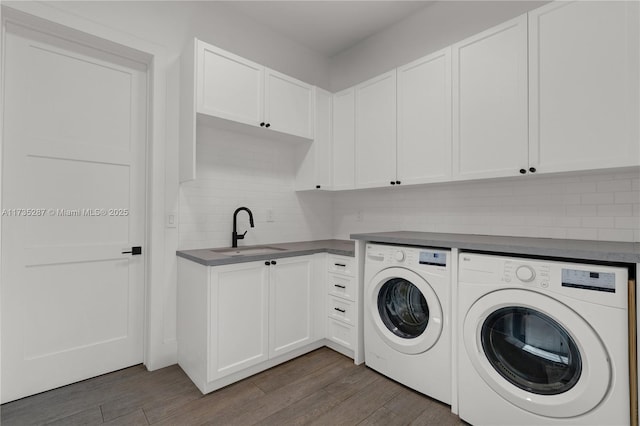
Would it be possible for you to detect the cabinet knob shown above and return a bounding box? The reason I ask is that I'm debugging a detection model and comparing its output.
[264,261,270,266]
[396,180,401,185]
[316,185,321,189]
[265,123,271,128]
[390,181,396,185]
[519,169,527,174]
[260,122,265,127]
[271,260,276,265]
[529,167,537,173]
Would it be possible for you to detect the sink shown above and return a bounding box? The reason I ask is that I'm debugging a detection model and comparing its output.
[210,246,287,257]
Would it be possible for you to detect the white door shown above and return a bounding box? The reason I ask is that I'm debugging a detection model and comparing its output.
[397,48,452,185]
[197,40,264,127]
[528,1,640,173]
[269,256,314,358]
[209,261,269,381]
[355,70,397,189]
[452,15,529,180]
[332,88,356,190]
[264,68,314,140]
[1,24,147,403]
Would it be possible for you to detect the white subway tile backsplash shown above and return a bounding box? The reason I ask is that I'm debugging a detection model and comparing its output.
[582,217,615,229]
[596,179,632,192]
[333,171,639,242]
[597,204,633,217]
[597,228,634,242]
[581,192,615,205]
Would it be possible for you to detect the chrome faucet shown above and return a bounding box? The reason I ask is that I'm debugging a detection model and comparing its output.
[232,207,254,248]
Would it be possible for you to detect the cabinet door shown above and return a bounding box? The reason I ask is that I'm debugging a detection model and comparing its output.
[264,69,314,140]
[332,88,356,190]
[269,256,314,358]
[397,48,452,185]
[452,15,528,180]
[196,41,264,127]
[529,1,640,172]
[209,262,269,381]
[314,88,333,188]
[355,70,397,188]
[296,88,332,190]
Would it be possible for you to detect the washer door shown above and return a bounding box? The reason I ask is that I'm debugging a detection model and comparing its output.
[368,268,443,355]
[463,289,610,418]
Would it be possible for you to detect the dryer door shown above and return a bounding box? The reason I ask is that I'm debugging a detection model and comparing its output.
[463,289,610,418]
[368,268,443,354]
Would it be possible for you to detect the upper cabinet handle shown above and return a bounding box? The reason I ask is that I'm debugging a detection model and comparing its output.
[529,167,537,173]
[260,122,265,127]
[519,169,527,174]
[265,123,271,128]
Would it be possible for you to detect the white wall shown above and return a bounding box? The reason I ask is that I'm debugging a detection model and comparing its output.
[329,0,548,91]
[334,170,640,242]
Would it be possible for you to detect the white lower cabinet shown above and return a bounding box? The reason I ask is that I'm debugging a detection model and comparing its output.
[209,261,269,381]
[324,255,359,359]
[177,255,324,394]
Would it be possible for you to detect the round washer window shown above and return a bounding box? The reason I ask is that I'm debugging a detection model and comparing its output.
[377,278,429,339]
[481,307,582,395]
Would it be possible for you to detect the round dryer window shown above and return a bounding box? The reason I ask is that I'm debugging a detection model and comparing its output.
[378,278,429,339]
[463,289,611,418]
[481,307,582,395]
[368,268,443,355]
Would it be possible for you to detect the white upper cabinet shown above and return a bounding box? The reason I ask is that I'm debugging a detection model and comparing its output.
[355,70,397,189]
[197,41,264,127]
[265,69,314,140]
[528,1,640,173]
[180,39,315,182]
[452,15,529,180]
[332,88,356,190]
[397,48,452,185]
[295,88,332,190]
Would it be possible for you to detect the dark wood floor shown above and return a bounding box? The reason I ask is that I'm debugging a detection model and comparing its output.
[1,347,464,425]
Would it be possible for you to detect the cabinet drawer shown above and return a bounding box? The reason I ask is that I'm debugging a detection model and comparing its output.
[327,274,355,301]
[327,255,355,277]
[326,317,354,350]
[327,296,355,325]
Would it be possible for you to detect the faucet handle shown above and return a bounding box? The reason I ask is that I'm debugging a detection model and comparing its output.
[237,230,247,240]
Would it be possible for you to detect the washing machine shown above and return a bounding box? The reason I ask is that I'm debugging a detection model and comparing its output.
[364,243,451,404]
[458,252,630,425]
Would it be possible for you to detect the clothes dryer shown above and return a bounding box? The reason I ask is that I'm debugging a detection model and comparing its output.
[364,243,451,404]
[458,253,629,425]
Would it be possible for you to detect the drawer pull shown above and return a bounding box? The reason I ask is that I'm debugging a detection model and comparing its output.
[334,307,346,313]
[334,263,346,267]
[334,284,346,289]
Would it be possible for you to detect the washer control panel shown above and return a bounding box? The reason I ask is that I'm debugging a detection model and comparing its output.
[366,244,448,269]
[503,261,550,288]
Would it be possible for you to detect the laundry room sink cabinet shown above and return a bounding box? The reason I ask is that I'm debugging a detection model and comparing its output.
[177,255,324,394]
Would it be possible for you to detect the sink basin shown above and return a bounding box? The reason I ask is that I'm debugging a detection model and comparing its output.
[210,246,287,257]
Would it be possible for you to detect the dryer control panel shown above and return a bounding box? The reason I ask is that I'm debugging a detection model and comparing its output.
[459,253,628,309]
[503,261,551,289]
[366,244,449,270]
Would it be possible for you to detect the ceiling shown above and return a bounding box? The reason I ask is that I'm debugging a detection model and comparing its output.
[223,1,436,57]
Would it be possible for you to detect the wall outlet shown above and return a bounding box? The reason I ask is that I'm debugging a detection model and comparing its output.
[266,208,274,222]
[356,211,363,222]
